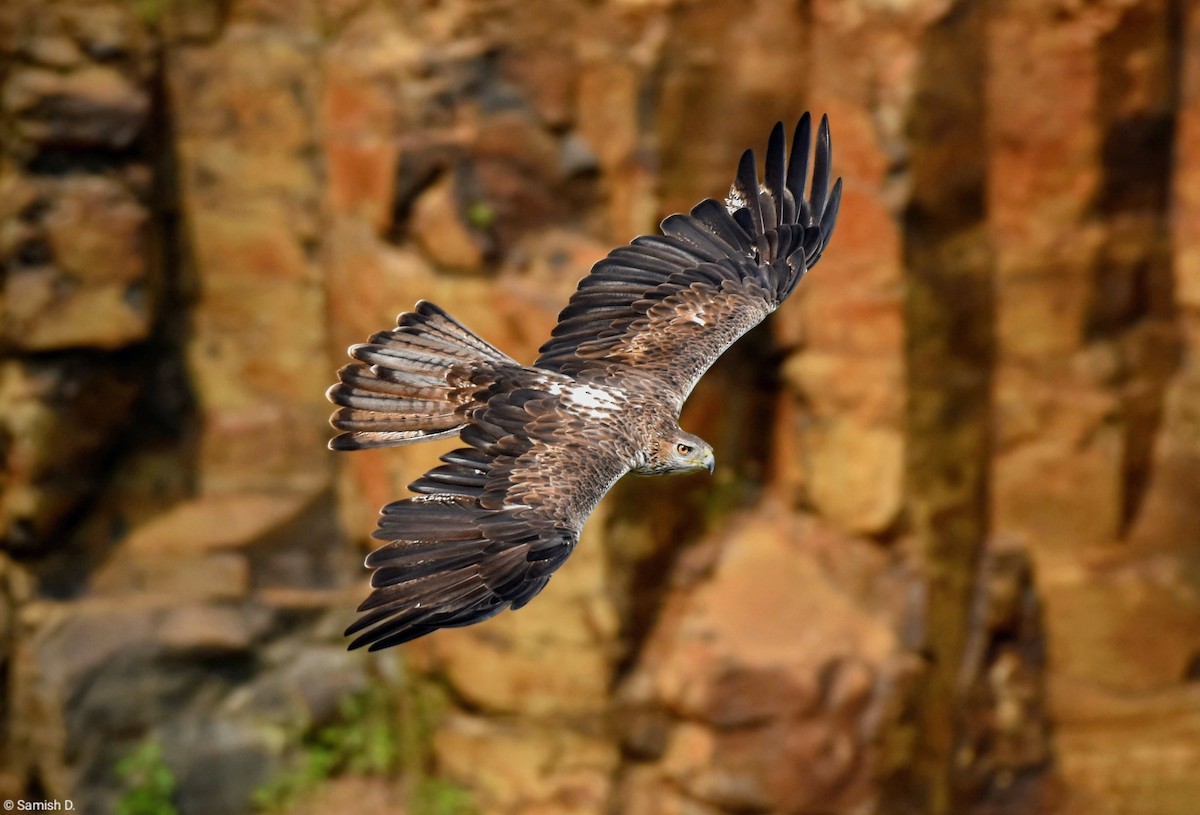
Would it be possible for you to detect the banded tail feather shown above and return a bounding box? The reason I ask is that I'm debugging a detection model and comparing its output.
[327,301,516,450]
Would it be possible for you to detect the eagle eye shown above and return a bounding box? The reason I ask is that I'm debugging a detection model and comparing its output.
[675,443,693,456]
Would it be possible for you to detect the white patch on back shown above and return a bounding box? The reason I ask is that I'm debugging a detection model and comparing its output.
[565,384,622,417]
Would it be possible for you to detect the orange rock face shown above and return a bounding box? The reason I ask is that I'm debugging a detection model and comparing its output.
[2,0,1199,814]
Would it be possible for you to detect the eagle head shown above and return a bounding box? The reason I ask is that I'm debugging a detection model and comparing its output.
[640,430,715,476]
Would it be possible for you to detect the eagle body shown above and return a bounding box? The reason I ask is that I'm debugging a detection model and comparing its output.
[329,116,842,650]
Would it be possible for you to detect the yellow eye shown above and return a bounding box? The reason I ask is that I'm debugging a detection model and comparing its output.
[676,443,693,456]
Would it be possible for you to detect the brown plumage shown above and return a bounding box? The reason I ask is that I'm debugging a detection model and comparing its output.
[328,115,843,650]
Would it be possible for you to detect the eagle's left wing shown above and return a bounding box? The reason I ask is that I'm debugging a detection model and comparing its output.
[535,115,841,407]
[343,381,634,651]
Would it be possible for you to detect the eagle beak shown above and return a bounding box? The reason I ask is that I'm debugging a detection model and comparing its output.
[702,448,715,474]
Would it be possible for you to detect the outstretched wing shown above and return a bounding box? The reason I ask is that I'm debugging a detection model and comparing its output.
[535,114,842,407]
[344,380,633,650]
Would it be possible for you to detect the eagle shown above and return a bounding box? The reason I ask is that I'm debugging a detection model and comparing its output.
[328,115,842,650]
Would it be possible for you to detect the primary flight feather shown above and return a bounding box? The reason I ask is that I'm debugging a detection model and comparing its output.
[328,115,843,650]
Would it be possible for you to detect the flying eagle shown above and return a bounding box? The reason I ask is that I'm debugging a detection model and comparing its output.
[328,115,842,650]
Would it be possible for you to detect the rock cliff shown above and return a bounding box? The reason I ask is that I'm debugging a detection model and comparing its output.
[2,0,1199,813]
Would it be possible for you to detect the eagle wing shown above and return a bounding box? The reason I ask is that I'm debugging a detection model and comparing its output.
[344,380,633,651]
[536,114,842,408]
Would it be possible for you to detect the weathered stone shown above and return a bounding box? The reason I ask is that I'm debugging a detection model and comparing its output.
[995,434,1124,547]
[782,350,905,427]
[1179,0,1200,312]
[1054,687,1200,815]
[169,28,333,491]
[283,775,407,815]
[410,173,488,272]
[984,3,1199,813]
[319,10,417,232]
[118,491,320,555]
[434,713,619,814]
[1,174,152,350]
[575,54,651,241]
[43,175,148,284]
[324,130,400,235]
[4,65,149,148]
[92,549,251,601]
[89,487,350,603]
[621,504,903,813]
[22,34,85,69]
[231,641,369,725]
[492,228,608,355]
[620,764,725,815]
[1133,0,1200,552]
[470,109,564,239]
[12,587,364,815]
[804,415,904,536]
[503,40,577,129]
[62,2,147,61]
[159,603,273,653]
[0,358,142,553]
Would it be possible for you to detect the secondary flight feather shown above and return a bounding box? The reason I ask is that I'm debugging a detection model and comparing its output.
[328,115,842,650]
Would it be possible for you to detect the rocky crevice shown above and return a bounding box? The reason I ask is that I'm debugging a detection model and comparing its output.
[1089,0,1183,536]
[895,2,996,814]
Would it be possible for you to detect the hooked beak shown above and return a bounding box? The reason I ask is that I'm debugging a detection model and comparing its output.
[700,447,715,474]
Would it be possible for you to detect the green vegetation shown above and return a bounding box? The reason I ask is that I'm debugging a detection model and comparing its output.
[125,0,179,26]
[409,777,478,815]
[251,683,399,812]
[465,201,497,231]
[251,670,477,815]
[398,676,478,815]
[697,470,751,529]
[114,740,179,815]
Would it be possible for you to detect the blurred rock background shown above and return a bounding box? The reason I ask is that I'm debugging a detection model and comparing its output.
[1,0,1199,813]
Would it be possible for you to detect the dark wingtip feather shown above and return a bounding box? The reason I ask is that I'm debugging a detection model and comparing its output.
[810,114,833,221]
[732,148,764,237]
[820,177,843,245]
[689,198,754,254]
[785,112,813,212]
[763,121,787,225]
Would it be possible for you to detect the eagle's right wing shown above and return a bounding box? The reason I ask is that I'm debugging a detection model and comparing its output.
[535,114,841,409]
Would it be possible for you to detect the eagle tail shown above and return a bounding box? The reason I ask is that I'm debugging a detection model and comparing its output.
[327,301,515,450]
